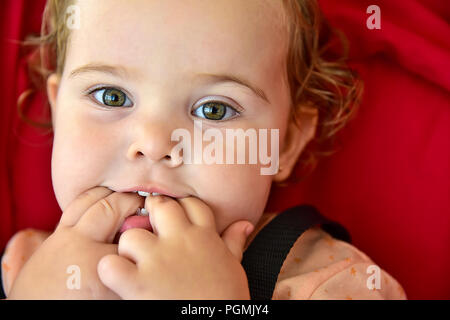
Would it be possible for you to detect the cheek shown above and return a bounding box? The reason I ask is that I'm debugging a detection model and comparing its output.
[188,122,282,232]
[51,112,113,210]
[192,163,272,234]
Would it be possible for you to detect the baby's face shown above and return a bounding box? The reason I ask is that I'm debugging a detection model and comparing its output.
[49,0,292,233]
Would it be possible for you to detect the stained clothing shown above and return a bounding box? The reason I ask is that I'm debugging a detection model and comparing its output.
[242,205,407,300]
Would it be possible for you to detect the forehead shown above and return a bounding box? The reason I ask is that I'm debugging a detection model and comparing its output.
[65,0,288,93]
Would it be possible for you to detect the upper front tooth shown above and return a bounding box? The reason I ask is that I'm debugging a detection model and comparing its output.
[136,191,162,197]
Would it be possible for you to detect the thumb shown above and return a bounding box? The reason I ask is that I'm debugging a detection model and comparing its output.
[221,220,254,262]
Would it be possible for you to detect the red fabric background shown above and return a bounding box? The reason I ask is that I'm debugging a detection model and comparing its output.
[1,0,449,299]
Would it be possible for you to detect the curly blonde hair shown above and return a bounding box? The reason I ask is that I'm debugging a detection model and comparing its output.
[17,0,363,184]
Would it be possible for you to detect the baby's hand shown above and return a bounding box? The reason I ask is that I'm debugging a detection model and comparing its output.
[1,229,51,296]
[97,195,254,299]
[7,187,144,299]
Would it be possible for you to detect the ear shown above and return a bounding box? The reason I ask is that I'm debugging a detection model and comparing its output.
[46,73,61,127]
[273,105,318,182]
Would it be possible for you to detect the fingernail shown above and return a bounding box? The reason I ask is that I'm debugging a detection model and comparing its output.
[145,194,166,208]
[158,195,169,202]
[151,194,168,202]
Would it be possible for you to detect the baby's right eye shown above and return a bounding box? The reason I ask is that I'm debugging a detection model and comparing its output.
[90,87,133,108]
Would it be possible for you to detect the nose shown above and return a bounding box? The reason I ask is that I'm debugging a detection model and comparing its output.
[126,120,184,168]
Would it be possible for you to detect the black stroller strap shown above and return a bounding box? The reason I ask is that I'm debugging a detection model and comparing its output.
[241,204,351,300]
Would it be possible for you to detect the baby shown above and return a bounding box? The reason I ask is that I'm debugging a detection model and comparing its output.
[2,0,406,299]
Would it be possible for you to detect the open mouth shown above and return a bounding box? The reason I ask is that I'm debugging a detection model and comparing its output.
[112,190,157,244]
[111,187,189,244]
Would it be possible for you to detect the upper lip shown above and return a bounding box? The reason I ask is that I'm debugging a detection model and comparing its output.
[114,184,190,199]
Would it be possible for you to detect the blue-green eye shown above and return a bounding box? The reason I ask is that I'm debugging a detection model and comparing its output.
[91,87,133,107]
[192,101,240,121]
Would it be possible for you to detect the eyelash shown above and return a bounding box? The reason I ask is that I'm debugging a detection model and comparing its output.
[86,86,243,121]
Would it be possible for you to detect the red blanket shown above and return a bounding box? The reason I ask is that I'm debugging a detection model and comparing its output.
[1,0,449,299]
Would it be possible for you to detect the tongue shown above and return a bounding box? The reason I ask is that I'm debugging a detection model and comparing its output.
[118,215,152,235]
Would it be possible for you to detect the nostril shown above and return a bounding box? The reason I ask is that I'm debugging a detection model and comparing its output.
[164,155,171,160]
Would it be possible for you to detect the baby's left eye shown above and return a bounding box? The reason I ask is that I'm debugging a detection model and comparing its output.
[192,101,240,121]
[90,87,133,108]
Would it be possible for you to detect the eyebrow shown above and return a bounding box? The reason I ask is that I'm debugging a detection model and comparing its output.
[69,63,136,80]
[195,72,270,104]
[69,63,270,103]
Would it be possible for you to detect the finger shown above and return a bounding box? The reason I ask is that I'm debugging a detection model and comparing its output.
[177,197,216,229]
[98,254,138,298]
[75,192,145,243]
[145,195,190,237]
[58,187,113,228]
[221,221,254,262]
[118,228,156,263]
